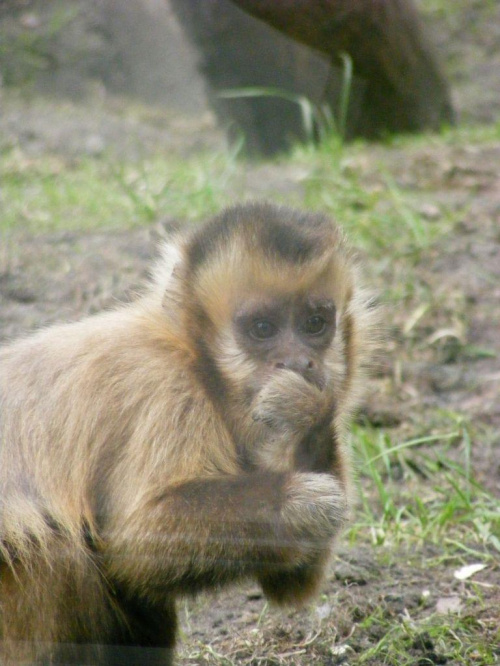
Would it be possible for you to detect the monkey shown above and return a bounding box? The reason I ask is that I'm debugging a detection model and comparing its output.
[0,202,377,665]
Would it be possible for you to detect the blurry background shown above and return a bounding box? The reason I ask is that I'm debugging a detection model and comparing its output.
[1,0,500,156]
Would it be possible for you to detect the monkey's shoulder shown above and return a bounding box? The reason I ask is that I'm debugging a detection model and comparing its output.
[0,304,200,427]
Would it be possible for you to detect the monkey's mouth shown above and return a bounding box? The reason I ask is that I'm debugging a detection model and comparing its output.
[305,370,327,391]
[286,366,327,391]
[247,367,327,397]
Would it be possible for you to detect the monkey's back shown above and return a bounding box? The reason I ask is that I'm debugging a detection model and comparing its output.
[0,302,236,547]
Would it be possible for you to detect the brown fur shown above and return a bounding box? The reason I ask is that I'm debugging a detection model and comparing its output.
[0,202,377,664]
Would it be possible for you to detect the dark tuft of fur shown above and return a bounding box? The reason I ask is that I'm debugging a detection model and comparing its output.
[187,202,333,271]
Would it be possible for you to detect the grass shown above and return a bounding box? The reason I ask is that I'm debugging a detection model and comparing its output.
[345,413,500,666]
[357,611,500,665]
[1,117,495,317]
[300,163,451,259]
[219,52,353,144]
[420,0,498,21]
[384,117,500,148]
[350,419,500,557]
[0,146,238,234]
[2,110,496,241]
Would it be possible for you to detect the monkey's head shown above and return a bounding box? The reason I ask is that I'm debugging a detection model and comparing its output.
[156,202,373,468]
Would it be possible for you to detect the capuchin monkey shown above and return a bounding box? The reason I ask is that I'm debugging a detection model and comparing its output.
[0,202,377,665]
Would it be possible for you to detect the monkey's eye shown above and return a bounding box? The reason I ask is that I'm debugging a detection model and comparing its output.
[303,315,327,336]
[249,320,278,340]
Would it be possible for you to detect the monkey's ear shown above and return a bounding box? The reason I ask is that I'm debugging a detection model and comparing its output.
[149,237,186,311]
[156,238,184,282]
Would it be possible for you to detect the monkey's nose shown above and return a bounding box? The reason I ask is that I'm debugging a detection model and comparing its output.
[274,357,314,373]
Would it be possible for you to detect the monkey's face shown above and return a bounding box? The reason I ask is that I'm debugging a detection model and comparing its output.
[232,291,336,393]
[181,203,356,470]
[220,279,345,472]
[201,259,351,473]
[195,245,351,412]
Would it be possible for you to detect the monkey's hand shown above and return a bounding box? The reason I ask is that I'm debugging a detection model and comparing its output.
[251,370,333,435]
[282,472,347,544]
[259,471,347,605]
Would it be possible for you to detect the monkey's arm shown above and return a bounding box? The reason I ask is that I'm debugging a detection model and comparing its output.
[106,471,346,602]
[248,373,346,599]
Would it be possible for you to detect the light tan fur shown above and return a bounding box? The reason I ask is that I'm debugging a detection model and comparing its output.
[0,202,377,665]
